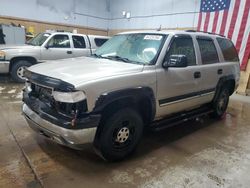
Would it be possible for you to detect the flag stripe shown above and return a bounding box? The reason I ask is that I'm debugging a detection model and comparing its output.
[231,0,246,44]
[200,13,206,31]
[235,0,250,52]
[224,0,236,38]
[208,12,215,33]
[227,0,240,39]
[197,13,202,31]
[216,12,224,34]
[212,11,219,33]
[204,12,210,32]
[219,10,229,35]
[241,33,250,70]
[239,15,250,63]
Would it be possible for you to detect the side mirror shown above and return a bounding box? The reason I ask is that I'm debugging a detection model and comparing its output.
[163,55,188,68]
[45,43,53,49]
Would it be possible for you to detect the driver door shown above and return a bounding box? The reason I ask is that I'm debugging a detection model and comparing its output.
[156,35,202,117]
[41,34,73,60]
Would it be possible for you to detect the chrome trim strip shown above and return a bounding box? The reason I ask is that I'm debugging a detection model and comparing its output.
[160,91,215,107]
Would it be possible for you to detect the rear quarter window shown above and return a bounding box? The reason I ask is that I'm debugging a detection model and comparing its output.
[0,28,5,44]
[197,38,219,64]
[94,38,108,47]
[216,38,239,62]
[72,35,86,48]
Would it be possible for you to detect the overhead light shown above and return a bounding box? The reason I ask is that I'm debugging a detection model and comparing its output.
[126,12,131,19]
[122,11,126,17]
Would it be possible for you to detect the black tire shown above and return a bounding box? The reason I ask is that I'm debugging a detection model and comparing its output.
[211,87,230,119]
[95,108,144,162]
[10,60,32,83]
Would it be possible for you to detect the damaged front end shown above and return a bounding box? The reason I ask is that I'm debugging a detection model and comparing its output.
[22,70,100,149]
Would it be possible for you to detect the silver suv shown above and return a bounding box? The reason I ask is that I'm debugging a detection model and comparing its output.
[0,32,109,82]
[22,30,240,161]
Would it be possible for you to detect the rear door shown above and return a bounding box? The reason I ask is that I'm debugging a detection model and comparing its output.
[72,35,91,57]
[41,34,73,60]
[156,35,203,116]
[195,36,221,103]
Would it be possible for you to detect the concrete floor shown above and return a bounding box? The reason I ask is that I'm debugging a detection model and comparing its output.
[1,77,250,188]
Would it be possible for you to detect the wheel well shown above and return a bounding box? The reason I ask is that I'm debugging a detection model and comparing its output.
[100,96,154,126]
[224,79,235,95]
[10,57,37,71]
[94,96,154,146]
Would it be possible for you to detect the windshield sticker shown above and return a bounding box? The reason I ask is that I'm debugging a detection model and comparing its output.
[44,34,50,37]
[144,35,162,40]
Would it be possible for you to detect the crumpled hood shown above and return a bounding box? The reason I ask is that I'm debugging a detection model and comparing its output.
[0,44,37,50]
[28,56,144,87]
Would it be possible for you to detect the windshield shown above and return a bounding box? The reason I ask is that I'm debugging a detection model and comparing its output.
[94,33,166,65]
[27,33,51,46]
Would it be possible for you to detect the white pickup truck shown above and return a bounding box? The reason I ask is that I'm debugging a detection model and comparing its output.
[0,32,109,82]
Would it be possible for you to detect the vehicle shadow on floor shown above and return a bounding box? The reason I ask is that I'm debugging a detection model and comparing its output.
[0,74,13,83]
[37,115,224,170]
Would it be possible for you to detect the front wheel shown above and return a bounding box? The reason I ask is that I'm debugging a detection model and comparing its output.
[11,60,32,83]
[95,108,144,162]
[211,87,230,119]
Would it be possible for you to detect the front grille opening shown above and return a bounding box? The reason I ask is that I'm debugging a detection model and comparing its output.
[29,82,88,117]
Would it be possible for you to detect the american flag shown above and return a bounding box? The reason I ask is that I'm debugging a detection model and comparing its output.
[197,0,250,70]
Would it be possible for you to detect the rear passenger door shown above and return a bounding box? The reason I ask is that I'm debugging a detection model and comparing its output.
[72,35,91,58]
[196,36,222,102]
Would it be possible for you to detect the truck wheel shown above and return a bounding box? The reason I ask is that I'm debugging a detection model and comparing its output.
[211,87,230,119]
[96,108,144,162]
[11,60,32,83]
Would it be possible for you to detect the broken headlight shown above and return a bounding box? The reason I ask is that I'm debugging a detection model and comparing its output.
[24,81,32,93]
[52,91,86,103]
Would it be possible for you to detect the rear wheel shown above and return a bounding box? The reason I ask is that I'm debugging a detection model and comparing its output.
[11,60,32,83]
[211,87,230,119]
[95,108,144,162]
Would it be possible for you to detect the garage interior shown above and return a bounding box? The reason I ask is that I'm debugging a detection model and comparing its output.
[1,0,250,187]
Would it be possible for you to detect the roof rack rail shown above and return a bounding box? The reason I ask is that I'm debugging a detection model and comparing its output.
[185,30,196,32]
[185,30,225,37]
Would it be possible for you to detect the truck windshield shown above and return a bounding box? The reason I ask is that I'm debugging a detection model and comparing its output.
[27,33,51,46]
[94,33,166,65]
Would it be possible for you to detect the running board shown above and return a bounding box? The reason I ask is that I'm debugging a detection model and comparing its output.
[150,106,213,131]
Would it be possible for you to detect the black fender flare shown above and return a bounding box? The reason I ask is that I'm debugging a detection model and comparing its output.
[93,87,156,123]
[213,74,236,101]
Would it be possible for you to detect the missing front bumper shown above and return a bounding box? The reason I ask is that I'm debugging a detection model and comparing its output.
[22,104,98,150]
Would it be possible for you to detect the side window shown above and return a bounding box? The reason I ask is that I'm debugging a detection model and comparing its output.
[72,35,86,48]
[94,38,108,47]
[47,35,70,48]
[197,38,219,64]
[165,36,196,66]
[216,38,239,62]
[0,28,5,44]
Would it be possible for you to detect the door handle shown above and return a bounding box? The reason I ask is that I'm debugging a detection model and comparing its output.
[67,51,72,54]
[194,71,201,79]
[217,69,223,75]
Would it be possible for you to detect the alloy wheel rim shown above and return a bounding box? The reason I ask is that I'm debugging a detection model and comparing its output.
[116,127,130,143]
[112,120,135,150]
[17,66,27,79]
